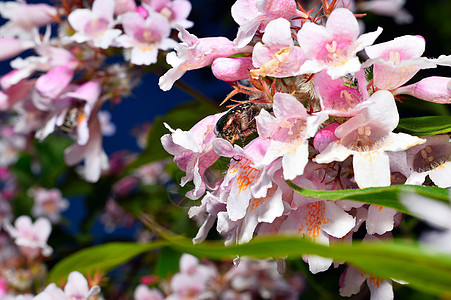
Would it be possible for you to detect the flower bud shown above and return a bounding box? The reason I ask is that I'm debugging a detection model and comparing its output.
[211,57,253,82]
[313,123,339,152]
[0,38,34,61]
[393,76,451,104]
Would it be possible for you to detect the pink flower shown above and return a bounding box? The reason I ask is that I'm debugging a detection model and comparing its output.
[0,126,26,167]
[33,65,75,110]
[279,181,355,273]
[116,11,176,65]
[235,183,285,244]
[211,57,253,82]
[213,138,272,222]
[232,0,301,48]
[34,271,100,300]
[400,193,451,253]
[393,76,451,104]
[167,254,218,300]
[255,92,327,180]
[158,26,251,91]
[313,123,339,153]
[404,135,451,188]
[161,113,223,199]
[359,0,412,24]
[143,0,193,29]
[0,79,34,111]
[0,1,57,39]
[250,18,305,78]
[68,0,122,49]
[314,90,425,188]
[36,80,102,147]
[98,110,116,136]
[2,39,77,90]
[364,35,426,90]
[30,187,69,223]
[297,8,382,79]
[340,264,394,299]
[114,0,137,16]
[223,259,303,299]
[0,278,6,297]
[189,190,226,244]
[3,215,53,259]
[313,70,369,116]
[134,161,170,185]
[0,38,34,61]
[134,284,164,300]
[64,114,109,182]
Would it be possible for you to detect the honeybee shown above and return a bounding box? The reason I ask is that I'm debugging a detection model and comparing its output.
[215,102,271,145]
[59,102,84,134]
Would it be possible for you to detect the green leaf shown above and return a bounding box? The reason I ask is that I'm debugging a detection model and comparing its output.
[155,247,181,279]
[124,101,218,172]
[47,241,168,283]
[397,116,451,136]
[34,135,72,185]
[163,235,451,297]
[47,232,451,296]
[287,184,449,215]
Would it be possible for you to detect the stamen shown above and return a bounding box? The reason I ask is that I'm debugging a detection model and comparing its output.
[358,127,364,135]
[425,146,432,153]
[326,40,337,53]
[420,149,428,159]
[364,126,371,136]
[389,50,401,64]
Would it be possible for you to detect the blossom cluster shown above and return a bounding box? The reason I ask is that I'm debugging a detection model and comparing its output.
[0,0,189,296]
[134,253,303,300]
[0,0,192,182]
[161,0,451,298]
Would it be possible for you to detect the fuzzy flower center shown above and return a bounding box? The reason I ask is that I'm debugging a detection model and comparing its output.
[412,145,451,172]
[85,18,109,36]
[341,124,387,152]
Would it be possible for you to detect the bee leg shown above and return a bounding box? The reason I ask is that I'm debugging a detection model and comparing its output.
[238,132,245,147]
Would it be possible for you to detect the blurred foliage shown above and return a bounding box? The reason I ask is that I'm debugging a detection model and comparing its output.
[48,233,451,297]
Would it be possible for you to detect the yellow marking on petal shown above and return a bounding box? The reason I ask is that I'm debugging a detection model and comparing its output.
[138,46,155,52]
[160,7,173,19]
[304,201,325,241]
[368,276,381,288]
[248,186,277,213]
[231,158,262,193]
[374,205,383,212]
[250,47,291,78]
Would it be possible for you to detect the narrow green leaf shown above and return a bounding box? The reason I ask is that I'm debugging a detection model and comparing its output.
[47,233,451,296]
[138,216,451,296]
[287,183,449,215]
[47,241,168,283]
[155,247,182,278]
[163,235,451,296]
[397,116,451,136]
